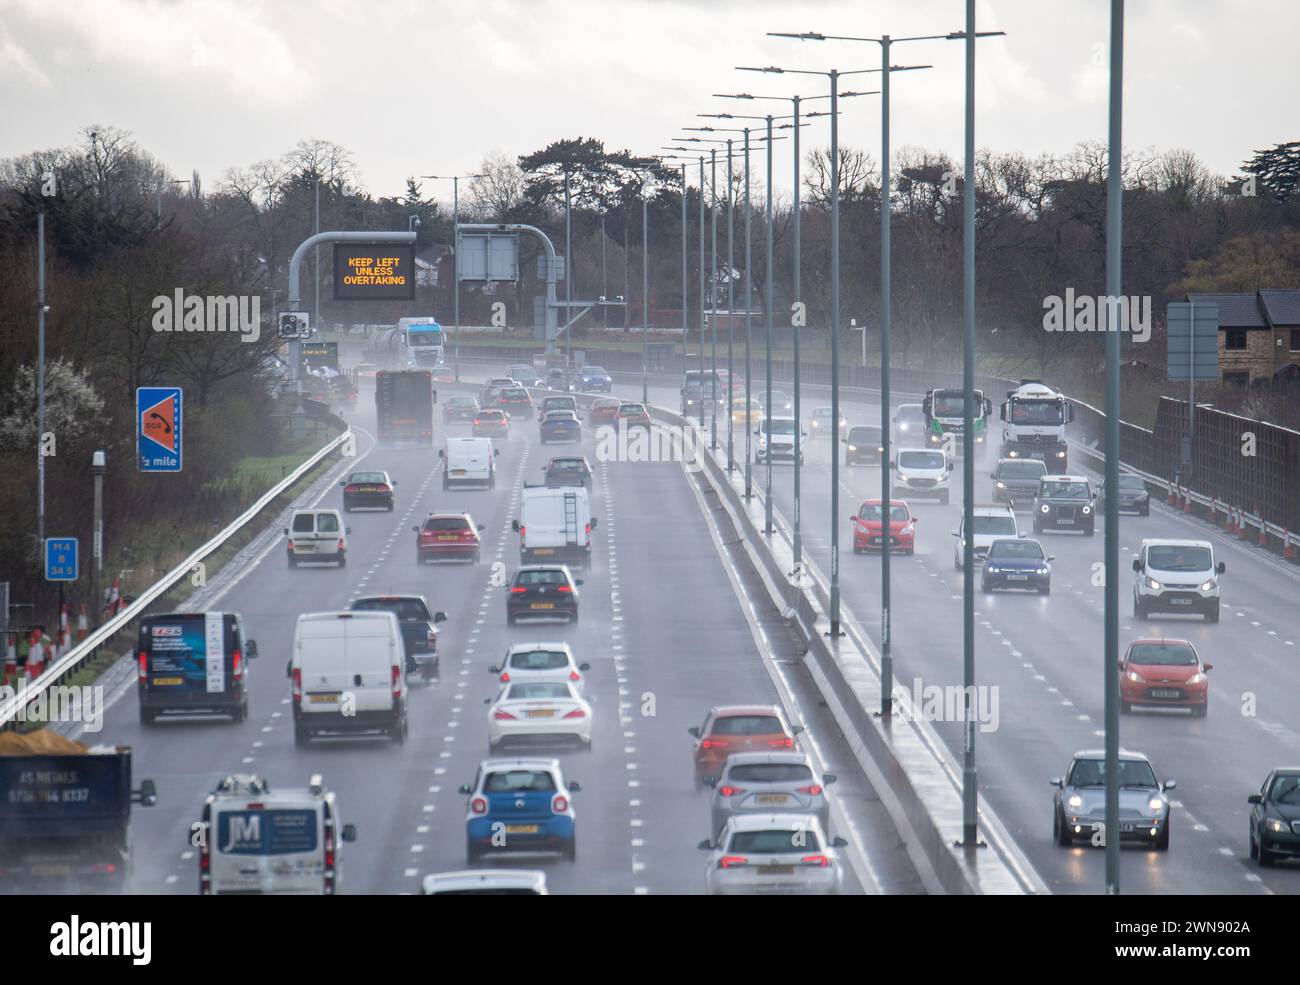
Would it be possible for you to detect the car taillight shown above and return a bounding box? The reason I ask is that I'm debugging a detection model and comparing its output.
[426,630,437,650]
[700,738,728,749]
[287,539,295,550]
[569,670,581,681]
[510,586,527,594]
[518,525,525,539]
[562,708,586,719]
[291,667,302,701]
[719,785,746,797]
[338,538,346,552]
[232,649,243,681]
[499,671,510,682]
[138,651,148,681]
[801,854,830,867]
[473,418,482,425]
[585,522,591,536]
[551,795,568,814]
[768,737,795,748]
[556,584,573,592]
[391,664,402,701]
[719,855,748,869]
[343,484,358,493]
[493,709,516,720]
[797,784,824,796]
[471,796,488,815]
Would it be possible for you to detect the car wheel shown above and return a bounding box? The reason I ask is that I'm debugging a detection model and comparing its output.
[981,581,992,594]
[1156,817,1170,851]
[853,545,863,555]
[1085,523,1095,537]
[232,703,244,724]
[1039,583,1051,595]
[906,547,915,556]
[571,610,579,624]
[467,840,482,865]
[1140,504,1150,516]
[1055,809,1072,846]
[1121,700,1132,714]
[338,554,347,568]
[507,614,516,626]
[386,502,394,512]
[1249,828,1258,860]
[287,554,297,568]
[1133,596,1147,620]
[294,723,311,748]
[139,708,155,727]
[564,836,577,862]
[391,716,407,746]
[1033,520,1042,534]
[953,554,961,571]
[940,492,950,505]
[1194,697,1208,718]
[1206,604,1220,624]
[474,548,481,564]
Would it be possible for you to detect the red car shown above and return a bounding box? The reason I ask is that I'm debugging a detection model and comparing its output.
[850,498,916,555]
[472,409,510,438]
[1120,638,1212,716]
[689,705,803,788]
[589,397,621,426]
[414,512,484,564]
[495,387,534,418]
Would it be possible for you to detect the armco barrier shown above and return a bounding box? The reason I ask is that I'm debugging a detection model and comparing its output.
[0,426,355,728]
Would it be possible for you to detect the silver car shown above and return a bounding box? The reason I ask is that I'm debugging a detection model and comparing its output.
[701,814,846,895]
[705,752,836,837]
[1051,749,1174,850]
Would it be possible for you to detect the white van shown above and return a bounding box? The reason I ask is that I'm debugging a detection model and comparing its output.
[440,436,499,490]
[199,773,356,895]
[892,447,952,504]
[511,485,598,568]
[1132,538,1224,623]
[953,505,1021,568]
[289,611,409,746]
[285,509,349,567]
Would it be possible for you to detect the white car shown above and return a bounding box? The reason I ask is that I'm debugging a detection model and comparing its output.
[420,869,548,895]
[755,416,805,464]
[487,680,592,751]
[489,643,590,695]
[953,505,1020,568]
[701,813,846,895]
[808,407,847,438]
[1132,538,1224,623]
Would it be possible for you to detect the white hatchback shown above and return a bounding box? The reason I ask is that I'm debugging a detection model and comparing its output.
[701,813,846,895]
[489,643,591,695]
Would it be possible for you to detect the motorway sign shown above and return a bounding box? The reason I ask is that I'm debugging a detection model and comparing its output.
[44,538,78,582]
[137,386,183,472]
[459,232,520,282]
[1166,302,1219,381]
[333,244,416,300]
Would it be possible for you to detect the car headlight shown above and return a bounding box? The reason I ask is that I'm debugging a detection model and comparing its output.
[848,444,857,451]
[985,565,999,574]
[1055,450,1067,458]
[1007,449,1019,457]
[1082,505,1092,515]
[1145,576,1162,591]
[1126,670,1145,683]
[1147,796,1165,814]
[1040,504,1050,514]
[1266,818,1288,833]
[901,525,914,536]
[898,474,909,483]
[1067,794,1083,810]
[1186,672,1205,685]
[995,481,1006,489]
[1199,579,1216,592]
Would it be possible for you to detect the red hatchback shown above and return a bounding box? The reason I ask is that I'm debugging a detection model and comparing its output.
[414,512,484,564]
[495,387,534,418]
[850,499,916,555]
[589,397,621,426]
[1119,639,1212,716]
[689,705,803,789]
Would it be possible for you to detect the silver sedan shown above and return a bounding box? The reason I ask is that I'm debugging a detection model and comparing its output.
[705,752,836,837]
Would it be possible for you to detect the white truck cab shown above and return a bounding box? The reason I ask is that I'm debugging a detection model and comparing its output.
[198,773,356,895]
[1133,538,1224,623]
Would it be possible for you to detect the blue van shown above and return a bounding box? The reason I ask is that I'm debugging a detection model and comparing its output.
[136,612,258,725]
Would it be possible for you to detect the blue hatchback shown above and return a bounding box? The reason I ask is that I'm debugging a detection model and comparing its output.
[461,758,580,863]
[540,411,582,444]
[981,537,1053,594]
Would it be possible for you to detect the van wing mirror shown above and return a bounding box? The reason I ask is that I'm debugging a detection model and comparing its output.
[1132,558,1142,572]
[341,824,357,842]
[246,640,259,658]
[511,519,520,532]
[495,448,500,456]
[590,517,598,529]
[134,780,157,807]
[1216,561,1225,574]
[286,659,294,679]
[433,611,447,623]
[438,449,444,458]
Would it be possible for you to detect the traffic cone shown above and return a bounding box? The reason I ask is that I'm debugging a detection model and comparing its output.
[1238,509,1252,541]
[26,630,44,679]
[3,635,17,685]
[1167,481,1178,506]
[1257,508,1269,547]
[1284,530,1295,560]
[76,604,88,642]
[1182,486,1193,513]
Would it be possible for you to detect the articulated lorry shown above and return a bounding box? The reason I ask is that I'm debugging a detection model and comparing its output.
[999,380,1074,471]
[0,729,156,894]
[922,387,992,457]
[375,369,434,445]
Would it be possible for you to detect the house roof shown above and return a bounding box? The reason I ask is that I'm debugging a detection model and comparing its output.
[1184,290,1300,329]
[1260,290,1300,326]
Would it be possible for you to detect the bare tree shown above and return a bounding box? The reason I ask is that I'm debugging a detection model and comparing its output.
[467,152,526,220]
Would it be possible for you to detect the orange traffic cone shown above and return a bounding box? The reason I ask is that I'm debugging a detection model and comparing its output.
[1182,486,1193,513]
[76,604,89,642]
[26,630,44,679]
[1284,530,1295,560]
[1238,509,1252,541]
[1167,481,1178,506]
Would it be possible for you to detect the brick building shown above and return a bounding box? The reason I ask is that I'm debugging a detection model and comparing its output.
[1185,289,1300,384]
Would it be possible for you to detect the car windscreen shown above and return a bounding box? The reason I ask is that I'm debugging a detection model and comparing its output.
[500,388,528,399]
[583,366,607,376]
[932,394,969,416]
[544,398,575,408]
[1116,475,1146,490]
[1268,775,1300,803]
[515,570,568,587]
[1068,759,1157,788]
[449,396,477,406]
[972,516,1017,535]
[1128,643,1197,666]
[477,410,504,419]
[711,715,782,736]
[726,763,814,784]
[898,451,945,469]
[859,504,908,522]
[508,649,569,670]
[762,419,796,435]
[549,459,585,470]
[507,682,571,700]
[1009,403,1064,425]
[729,829,821,853]
[619,405,645,415]
[987,540,1043,560]
[896,407,925,425]
[848,427,881,443]
[1146,545,1212,571]
[422,517,469,532]
[348,472,388,484]
[1040,481,1089,499]
[484,771,556,793]
[352,597,429,621]
[544,411,577,421]
[997,461,1046,479]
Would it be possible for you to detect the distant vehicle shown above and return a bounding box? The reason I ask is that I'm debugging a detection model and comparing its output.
[351,594,447,680]
[808,406,847,438]
[440,437,499,490]
[460,758,580,863]
[543,456,593,488]
[495,387,533,418]
[507,364,544,387]
[1119,638,1211,716]
[892,403,927,444]
[1132,538,1223,623]
[489,642,590,695]
[398,317,446,367]
[844,424,884,466]
[1248,769,1300,866]
[851,499,916,555]
[540,409,582,444]
[589,397,621,426]
[1052,749,1173,850]
[767,389,793,415]
[285,509,349,568]
[340,470,395,512]
[544,368,571,391]
[1032,475,1096,536]
[923,387,992,457]
[981,538,1053,594]
[731,396,763,428]
[420,869,549,895]
[505,565,584,625]
[700,814,847,895]
[999,380,1072,469]
[514,486,597,567]
[689,705,802,791]
[705,751,836,837]
[755,416,803,464]
[1098,473,1151,516]
[681,369,725,415]
[486,680,593,752]
[375,370,434,445]
[990,458,1048,508]
[574,365,612,393]
[471,409,510,440]
[289,610,409,747]
[892,447,952,504]
[443,395,479,423]
[0,731,156,894]
[414,511,485,564]
[617,403,652,431]
[953,505,1019,568]
[136,611,259,724]
[198,773,355,895]
[538,394,578,421]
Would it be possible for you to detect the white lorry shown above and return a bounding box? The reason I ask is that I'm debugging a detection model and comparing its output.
[999,380,1074,470]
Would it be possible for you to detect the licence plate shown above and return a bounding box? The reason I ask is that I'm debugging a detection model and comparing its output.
[533,548,554,555]
[358,486,381,492]
[531,603,555,610]
[1007,574,1029,581]
[451,469,466,476]
[756,794,790,805]
[1151,689,1181,698]
[437,535,458,541]
[31,864,71,877]
[298,545,315,552]
[309,693,340,704]
[762,865,795,875]
[151,677,183,686]
[505,825,539,835]
[1171,598,1193,606]
[526,709,556,718]
[1119,823,1135,833]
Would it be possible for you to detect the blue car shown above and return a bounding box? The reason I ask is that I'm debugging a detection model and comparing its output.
[981,537,1053,594]
[575,366,612,393]
[460,758,580,863]
[540,410,582,444]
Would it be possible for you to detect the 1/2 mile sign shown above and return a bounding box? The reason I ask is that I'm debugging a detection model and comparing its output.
[137,387,183,472]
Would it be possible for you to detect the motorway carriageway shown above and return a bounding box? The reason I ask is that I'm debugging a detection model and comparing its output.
[73,376,926,895]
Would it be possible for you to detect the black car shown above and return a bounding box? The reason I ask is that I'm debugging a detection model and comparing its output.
[990,458,1048,508]
[981,538,1054,594]
[443,395,479,423]
[538,395,579,422]
[544,456,592,488]
[1249,769,1300,866]
[545,368,572,391]
[1032,475,1096,536]
[540,410,582,444]
[575,365,612,393]
[340,470,396,511]
[1098,473,1151,516]
[844,425,884,466]
[507,566,583,625]
[350,594,447,680]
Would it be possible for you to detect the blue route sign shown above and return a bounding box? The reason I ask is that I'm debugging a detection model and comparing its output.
[45,538,78,581]
[137,386,183,472]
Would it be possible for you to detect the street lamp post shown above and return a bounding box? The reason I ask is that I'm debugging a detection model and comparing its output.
[420,173,487,382]
[726,140,736,471]
[91,450,106,624]
[641,171,650,404]
[763,113,775,534]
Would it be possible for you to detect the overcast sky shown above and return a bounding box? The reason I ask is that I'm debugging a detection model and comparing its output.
[1,0,1294,204]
